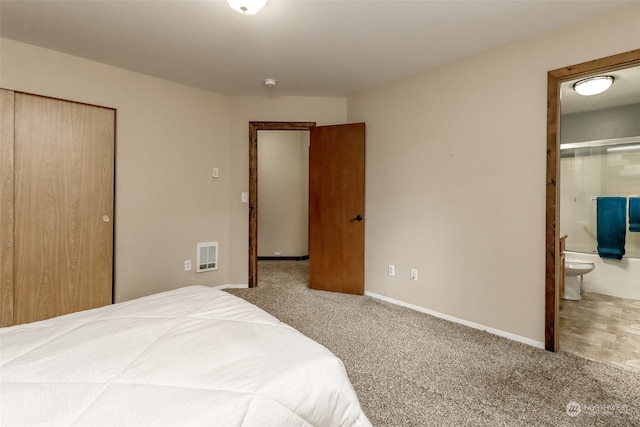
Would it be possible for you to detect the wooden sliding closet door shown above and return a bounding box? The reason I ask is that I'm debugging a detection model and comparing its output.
[13,93,114,324]
[1,89,15,327]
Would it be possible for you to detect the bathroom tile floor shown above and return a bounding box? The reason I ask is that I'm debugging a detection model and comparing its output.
[560,292,640,373]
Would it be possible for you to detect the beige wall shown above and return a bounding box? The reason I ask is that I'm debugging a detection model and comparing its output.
[0,39,347,301]
[258,131,309,257]
[2,2,638,344]
[0,38,347,297]
[0,39,232,302]
[347,3,640,344]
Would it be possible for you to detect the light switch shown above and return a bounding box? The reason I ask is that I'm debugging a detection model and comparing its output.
[241,192,248,203]
[212,168,219,178]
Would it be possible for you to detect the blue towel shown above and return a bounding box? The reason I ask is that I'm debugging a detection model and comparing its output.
[596,197,626,260]
[630,197,640,232]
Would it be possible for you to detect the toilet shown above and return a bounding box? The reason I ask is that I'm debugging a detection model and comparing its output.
[563,259,595,300]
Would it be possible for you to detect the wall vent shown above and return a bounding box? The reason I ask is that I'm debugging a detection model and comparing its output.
[197,242,218,272]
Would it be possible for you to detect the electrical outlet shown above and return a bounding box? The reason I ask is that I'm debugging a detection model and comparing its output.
[388,264,395,276]
[185,260,192,271]
[410,268,418,281]
[212,168,219,178]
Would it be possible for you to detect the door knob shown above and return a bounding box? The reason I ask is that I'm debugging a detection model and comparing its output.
[350,214,363,222]
[102,215,110,222]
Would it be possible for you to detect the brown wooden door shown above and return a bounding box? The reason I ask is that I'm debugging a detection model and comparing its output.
[13,93,114,324]
[309,123,365,294]
[0,89,15,326]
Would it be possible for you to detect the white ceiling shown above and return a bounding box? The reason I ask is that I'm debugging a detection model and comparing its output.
[0,0,636,100]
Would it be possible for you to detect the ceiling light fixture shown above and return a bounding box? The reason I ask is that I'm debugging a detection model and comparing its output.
[606,144,640,153]
[572,75,615,96]
[226,0,268,14]
[264,78,276,88]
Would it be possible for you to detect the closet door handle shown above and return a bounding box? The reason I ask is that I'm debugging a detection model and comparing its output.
[350,214,363,222]
[102,215,110,223]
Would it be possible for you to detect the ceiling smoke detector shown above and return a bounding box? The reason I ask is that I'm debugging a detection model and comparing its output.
[264,78,277,88]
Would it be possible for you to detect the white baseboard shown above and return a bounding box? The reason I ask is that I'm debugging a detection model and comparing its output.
[364,291,545,349]
[215,284,249,290]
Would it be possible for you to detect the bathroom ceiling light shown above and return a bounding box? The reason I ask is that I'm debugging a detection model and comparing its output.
[606,144,640,153]
[226,0,268,14]
[264,78,277,88]
[572,75,615,96]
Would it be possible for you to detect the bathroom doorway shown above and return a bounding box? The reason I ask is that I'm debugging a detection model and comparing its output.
[546,49,640,372]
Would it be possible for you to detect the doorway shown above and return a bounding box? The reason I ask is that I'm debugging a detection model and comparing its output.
[545,49,640,352]
[248,122,316,288]
[257,130,310,261]
[256,129,311,291]
[248,121,366,293]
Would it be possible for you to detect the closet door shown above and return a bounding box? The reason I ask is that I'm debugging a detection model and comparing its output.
[13,93,114,324]
[0,89,15,327]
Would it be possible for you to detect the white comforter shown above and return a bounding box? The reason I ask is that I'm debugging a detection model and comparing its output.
[0,286,371,426]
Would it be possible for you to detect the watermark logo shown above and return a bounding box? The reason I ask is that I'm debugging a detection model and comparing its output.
[565,401,629,417]
[566,401,582,417]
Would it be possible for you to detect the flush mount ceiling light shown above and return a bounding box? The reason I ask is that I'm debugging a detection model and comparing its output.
[226,0,268,14]
[572,75,615,96]
[264,78,276,88]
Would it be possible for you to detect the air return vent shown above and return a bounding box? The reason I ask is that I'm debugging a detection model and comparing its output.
[197,242,218,272]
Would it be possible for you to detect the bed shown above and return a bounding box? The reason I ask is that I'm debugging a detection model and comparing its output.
[0,286,371,426]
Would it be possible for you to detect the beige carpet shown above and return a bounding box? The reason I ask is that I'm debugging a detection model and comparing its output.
[226,260,640,426]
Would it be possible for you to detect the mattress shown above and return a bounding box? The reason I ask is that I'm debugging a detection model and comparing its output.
[0,286,371,426]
